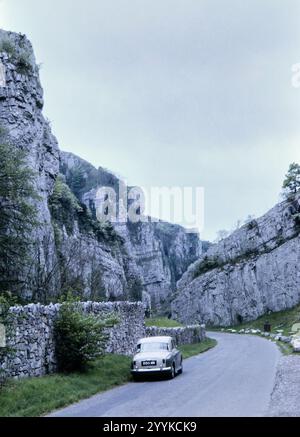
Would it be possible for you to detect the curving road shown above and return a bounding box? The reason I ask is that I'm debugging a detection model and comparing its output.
[49,332,280,417]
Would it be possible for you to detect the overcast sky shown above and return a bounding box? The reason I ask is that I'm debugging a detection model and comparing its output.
[1,0,300,240]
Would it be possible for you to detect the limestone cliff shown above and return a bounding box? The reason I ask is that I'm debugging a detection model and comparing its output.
[0,30,201,310]
[0,30,60,300]
[172,193,300,326]
[59,152,201,310]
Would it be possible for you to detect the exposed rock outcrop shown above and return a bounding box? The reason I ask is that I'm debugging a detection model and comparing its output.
[0,30,201,310]
[59,152,202,309]
[0,30,60,299]
[172,193,300,326]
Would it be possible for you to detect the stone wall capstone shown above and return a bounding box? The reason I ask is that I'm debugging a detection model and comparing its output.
[0,301,145,379]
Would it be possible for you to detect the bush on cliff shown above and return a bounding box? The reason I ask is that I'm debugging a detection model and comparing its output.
[49,174,122,244]
[54,301,118,372]
[193,256,223,278]
[0,36,34,75]
[48,174,83,235]
[0,135,39,292]
[282,162,300,198]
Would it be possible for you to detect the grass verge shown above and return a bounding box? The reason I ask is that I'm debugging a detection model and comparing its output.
[0,337,217,417]
[208,304,300,355]
[0,354,131,417]
[179,337,217,359]
[236,304,300,336]
[276,340,294,356]
[145,317,183,328]
[210,303,300,337]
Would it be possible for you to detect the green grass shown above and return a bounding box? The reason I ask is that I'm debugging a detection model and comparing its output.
[208,304,300,355]
[0,338,217,417]
[179,337,217,359]
[0,354,131,417]
[145,317,183,327]
[220,303,300,337]
[276,340,294,356]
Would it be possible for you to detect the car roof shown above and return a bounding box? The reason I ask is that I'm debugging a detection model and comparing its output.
[138,336,173,343]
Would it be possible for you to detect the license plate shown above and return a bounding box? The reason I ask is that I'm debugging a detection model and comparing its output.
[142,360,157,366]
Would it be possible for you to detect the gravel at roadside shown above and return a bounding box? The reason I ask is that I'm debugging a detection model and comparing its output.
[267,355,300,417]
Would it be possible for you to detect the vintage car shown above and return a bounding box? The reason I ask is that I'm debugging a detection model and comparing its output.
[131,336,183,380]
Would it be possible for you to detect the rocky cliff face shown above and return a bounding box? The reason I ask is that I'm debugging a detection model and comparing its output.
[59,152,201,310]
[172,193,300,326]
[0,30,60,300]
[0,30,201,310]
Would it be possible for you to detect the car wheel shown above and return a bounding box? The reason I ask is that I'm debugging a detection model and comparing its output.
[168,363,176,379]
[177,360,183,375]
[132,374,140,382]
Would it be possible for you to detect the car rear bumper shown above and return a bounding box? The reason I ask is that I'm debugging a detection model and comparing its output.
[131,366,172,374]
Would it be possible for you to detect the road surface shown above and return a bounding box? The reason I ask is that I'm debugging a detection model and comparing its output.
[49,332,280,417]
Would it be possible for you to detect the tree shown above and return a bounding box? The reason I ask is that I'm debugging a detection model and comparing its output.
[54,300,118,372]
[282,163,300,198]
[215,229,230,243]
[0,134,39,291]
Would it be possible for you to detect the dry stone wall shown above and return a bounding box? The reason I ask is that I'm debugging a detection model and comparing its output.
[145,325,206,345]
[0,302,145,379]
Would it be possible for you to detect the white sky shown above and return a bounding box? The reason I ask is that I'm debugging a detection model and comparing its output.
[1,0,300,240]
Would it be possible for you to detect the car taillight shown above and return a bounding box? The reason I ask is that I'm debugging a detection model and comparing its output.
[133,361,136,366]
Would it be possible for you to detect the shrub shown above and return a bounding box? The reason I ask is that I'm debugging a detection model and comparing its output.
[54,301,118,372]
[282,162,300,199]
[0,291,19,320]
[128,277,143,301]
[0,39,16,57]
[0,291,19,387]
[77,204,123,244]
[49,175,123,244]
[193,256,223,278]
[49,175,82,234]
[16,52,33,75]
[247,220,258,231]
[0,37,34,76]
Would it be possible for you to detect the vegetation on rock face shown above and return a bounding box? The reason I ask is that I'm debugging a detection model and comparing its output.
[0,36,34,75]
[126,277,143,302]
[0,291,20,386]
[54,299,118,372]
[225,303,300,337]
[49,175,82,235]
[49,174,122,244]
[282,162,300,198]
[193,255,224,278]
[65,164,88,199]
[77,204,122,244]
[0,134,39,292]
[46,174,125,304]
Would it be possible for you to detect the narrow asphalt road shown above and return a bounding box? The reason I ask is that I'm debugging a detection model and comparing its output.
[49,332,280,417]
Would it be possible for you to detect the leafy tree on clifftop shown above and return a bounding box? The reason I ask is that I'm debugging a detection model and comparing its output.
[282,162,300,198]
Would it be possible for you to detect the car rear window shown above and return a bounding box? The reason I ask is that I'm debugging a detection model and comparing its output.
[138,342,169,352]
